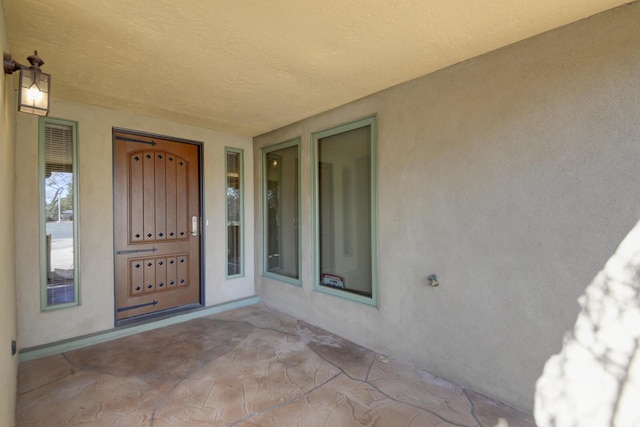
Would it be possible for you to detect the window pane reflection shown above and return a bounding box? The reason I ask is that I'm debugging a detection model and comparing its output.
[317,124,373,298]
[226,149,243,277]
[263,141,299,281]
[43,121,77,306]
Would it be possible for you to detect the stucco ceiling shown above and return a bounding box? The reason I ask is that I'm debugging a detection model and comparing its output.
[4,0,630,137]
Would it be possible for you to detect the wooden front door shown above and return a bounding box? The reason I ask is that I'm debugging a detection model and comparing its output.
[114,130,201,322]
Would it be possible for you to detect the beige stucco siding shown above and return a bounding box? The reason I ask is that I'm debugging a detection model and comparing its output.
[1,1,18,425]
[254,2,640,412]
[15,100,255,349]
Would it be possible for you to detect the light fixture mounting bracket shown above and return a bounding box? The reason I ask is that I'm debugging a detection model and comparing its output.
[4,50,44,74]
[3,52,21,74]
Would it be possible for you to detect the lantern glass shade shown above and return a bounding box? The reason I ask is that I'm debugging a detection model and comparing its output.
[18,67,50,116]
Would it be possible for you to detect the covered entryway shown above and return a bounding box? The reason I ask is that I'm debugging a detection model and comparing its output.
[113,130,203,323]
[15,304,536,426]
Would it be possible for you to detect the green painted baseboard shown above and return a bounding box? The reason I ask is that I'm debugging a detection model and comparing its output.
[19,296,260,362]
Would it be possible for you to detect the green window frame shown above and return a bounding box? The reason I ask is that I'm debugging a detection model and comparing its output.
[312,116,378,306]
[226,147,244,278]
[39,117,80,310]
[261,138,301,286]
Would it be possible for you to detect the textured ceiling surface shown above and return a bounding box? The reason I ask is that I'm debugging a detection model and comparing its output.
[4,0,630,136]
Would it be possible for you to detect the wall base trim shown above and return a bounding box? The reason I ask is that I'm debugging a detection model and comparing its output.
[19,296,260,362]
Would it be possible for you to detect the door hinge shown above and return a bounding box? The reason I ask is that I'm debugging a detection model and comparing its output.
[115,135,157,146]
[117,247,158,255]
[117,300,159,313]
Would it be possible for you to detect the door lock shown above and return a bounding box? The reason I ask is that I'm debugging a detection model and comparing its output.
[191,216,198,236]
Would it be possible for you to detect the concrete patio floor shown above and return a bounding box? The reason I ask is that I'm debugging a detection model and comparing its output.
[16,303,536,426]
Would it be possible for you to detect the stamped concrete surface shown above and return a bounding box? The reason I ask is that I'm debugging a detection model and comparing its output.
[16,304,535,426]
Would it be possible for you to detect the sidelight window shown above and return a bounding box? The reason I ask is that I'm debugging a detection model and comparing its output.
[40,118,79,310]
[226,147,244,278]
[262,138,301,285]
[312,116,377,306]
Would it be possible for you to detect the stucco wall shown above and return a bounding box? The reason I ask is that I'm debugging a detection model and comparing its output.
[254,2,640,412]
[1,0,18,424]
[15,100,255,349]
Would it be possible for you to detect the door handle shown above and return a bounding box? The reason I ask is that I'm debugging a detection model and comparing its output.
[192,216,198,236]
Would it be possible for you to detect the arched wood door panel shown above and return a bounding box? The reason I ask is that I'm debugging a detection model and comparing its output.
[114,131,201,322]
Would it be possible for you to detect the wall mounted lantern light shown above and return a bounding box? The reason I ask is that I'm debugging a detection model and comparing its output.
[3,50,50,116]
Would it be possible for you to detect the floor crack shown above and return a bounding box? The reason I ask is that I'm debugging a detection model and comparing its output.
[227,372,342,426]
[463,388,484,427]
[302,340,468,427]
[149,326,255,426]
[366,380,470,427]
[16,371,75,396]
[365,352,377,381]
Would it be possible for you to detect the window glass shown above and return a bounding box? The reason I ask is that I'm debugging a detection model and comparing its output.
[226,148,243,277]
[313,117,377,305]
[41,118,79,309]
[262,139,300,284]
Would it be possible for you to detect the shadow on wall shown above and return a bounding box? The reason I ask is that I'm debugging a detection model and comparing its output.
[535,220,640,426]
